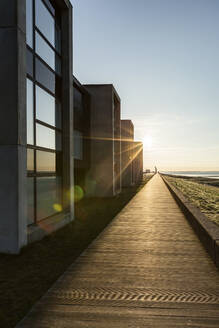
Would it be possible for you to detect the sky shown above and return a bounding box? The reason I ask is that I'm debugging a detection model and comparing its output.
[70,0,219,171]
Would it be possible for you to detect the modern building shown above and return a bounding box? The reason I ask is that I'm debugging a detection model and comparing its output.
[0,0,74,253]
[0,0,143,254]
[121,120,134,187]
[121,120,144,187]
[133,141,143,184]
[73,77,91,191]
[84,84,122,197]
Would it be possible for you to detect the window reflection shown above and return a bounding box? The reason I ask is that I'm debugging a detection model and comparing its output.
[26,79,34,145]
[26,0,62,225]
[26,49,34,77]
[36,32,55,69]
[36,123,62,150]
[27,177,35,225]
[43,0,55,15]
[36,123,55,149]
[36,85,55,126]
[26,0,33,48]
[36,150,56,173]
[36,58,56,94]
[27,149,34,172]
[36,176,62,221]
[35,0,55,46]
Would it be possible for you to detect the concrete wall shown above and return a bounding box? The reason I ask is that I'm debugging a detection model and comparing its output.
[73,77,91,189]
[84,85,121,197]
[121,120,134,187]
[0,0,27,253]
[133,142,143,184]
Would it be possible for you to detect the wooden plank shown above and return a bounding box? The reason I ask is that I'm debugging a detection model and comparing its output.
[17,174,219,327]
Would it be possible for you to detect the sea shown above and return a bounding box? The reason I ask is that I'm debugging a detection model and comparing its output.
[161,171,219,179]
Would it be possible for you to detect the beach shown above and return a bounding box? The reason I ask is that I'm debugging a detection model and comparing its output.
[162,172,219,188]
[163,174,219,226]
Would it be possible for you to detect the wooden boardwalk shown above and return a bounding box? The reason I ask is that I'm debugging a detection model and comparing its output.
[18,174,219,327]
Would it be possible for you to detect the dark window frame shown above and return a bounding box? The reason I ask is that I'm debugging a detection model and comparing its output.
[26,0,63,225]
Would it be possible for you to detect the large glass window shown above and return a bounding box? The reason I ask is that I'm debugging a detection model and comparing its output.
[26,0,62,225]
[36,177,62,221]
[27,178,35,225]
[26,49,34,77]
[35,32,61,74]
[43,0,55,15]
[36,32,55,69]
[35,0,55,47]
[36,123,62,151]
[26,0,33,48]
[27,149,34,172]
[36,123,55,149]
[35,58,56,94]
[36,85,55,126]
[27,79,34,145]
[36,151,56,173]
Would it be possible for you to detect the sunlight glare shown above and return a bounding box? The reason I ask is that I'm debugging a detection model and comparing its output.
[143,135,153,150]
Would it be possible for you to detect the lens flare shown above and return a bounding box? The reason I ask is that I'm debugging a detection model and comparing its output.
[53,203,63,212]
[74,185,84,202]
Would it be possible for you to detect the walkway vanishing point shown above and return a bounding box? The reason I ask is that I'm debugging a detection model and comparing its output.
[18,174,219,327]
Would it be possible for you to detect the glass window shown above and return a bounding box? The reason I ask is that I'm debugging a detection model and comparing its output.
[36,123,62,150]
[36,85,55,126]
[36,32,55,69]
[26,79,34,145]
[27,149,34,172]
[74,130,83,160]
[35,32,61,74]
[36,150,56,173]
[35,58,55,94]
[26,49,34,77]
[27,177,35,225]
[43,0,55,15]
[35,0,55,46]
[36,176,62,220]
[26,0,33,47]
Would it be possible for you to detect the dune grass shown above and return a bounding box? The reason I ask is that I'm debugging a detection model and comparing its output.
[165,176,219,225]
[0,174,153,328]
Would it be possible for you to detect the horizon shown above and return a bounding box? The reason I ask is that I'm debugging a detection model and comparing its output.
[70,0,219,171]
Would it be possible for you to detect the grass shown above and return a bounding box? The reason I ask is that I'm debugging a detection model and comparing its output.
[165,176,219,225]
[0,174,153,328]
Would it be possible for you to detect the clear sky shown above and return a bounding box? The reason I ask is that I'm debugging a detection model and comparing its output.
[70,0,219,171]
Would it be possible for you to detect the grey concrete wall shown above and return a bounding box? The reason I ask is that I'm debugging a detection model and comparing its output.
[113,93,121,194]
[121,140,133,187]
[84,85,121,197]
[133,142,143,184]
[84,85,113,197]
[121,120,134,188]
[0,0,27,253]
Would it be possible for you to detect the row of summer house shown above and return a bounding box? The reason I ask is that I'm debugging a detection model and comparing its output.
[0,0,143,254]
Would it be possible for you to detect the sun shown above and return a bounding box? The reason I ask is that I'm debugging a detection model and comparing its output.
[143,135,153,150]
